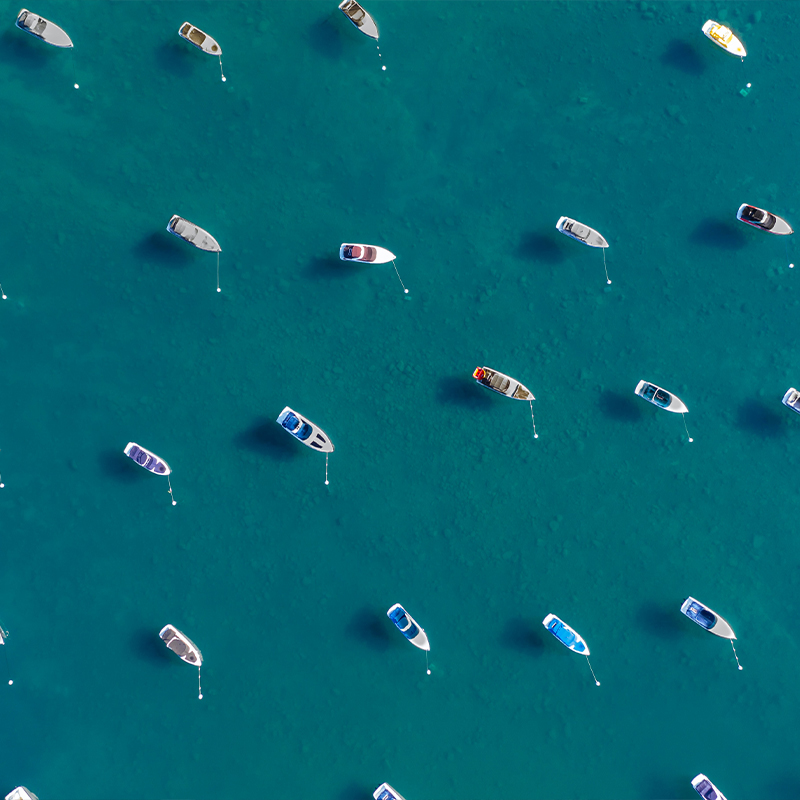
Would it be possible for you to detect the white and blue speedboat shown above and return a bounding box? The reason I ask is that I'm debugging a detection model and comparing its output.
[692,773,728,800]
[542,613,600,685]
[5,789,39,800]
[373,783,407,800]
[15,9,72,47]
[681,597,743,669]
[387,603,429,651]
[123,442,177,505]
[276,407,334,453]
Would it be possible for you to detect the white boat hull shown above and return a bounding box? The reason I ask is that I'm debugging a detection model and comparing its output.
[339,243,395,264]
[681,597,736,639]
[473,367,534,401]
[635,380,688,414]
[123,442,172,475]
[276,407,334,453]
[167,215,221,253]
[542,613,590,655]
[692,773,729,800]
[339,0,379,40]
[736,204,793,236]
[702,20,746,57]
[16,9,72,48]
[556,216,608,248]
[159,624,203,665]
[179,22,222,56]
[783,388,800,414]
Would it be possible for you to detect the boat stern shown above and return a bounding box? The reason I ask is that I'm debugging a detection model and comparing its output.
[782,388,800,414]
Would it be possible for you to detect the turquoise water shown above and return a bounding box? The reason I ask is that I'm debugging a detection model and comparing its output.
[2,1,800,797]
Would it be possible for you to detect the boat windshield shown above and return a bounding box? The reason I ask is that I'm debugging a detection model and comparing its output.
[743,206,765,223]
[653,389,671,408]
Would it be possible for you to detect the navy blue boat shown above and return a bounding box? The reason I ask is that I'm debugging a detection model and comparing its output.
[123,442,171,475]
[387,603,429,651]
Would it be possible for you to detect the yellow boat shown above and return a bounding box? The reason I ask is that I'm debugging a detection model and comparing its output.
[702,20,746,58]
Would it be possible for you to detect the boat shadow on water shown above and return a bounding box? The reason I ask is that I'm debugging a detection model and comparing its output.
[307,14,346,62]
[154,40,196,78]
[598,390,643,423]
[636,602,685,640]
[516,231,568,265]
[436,376,494,409]
[501,617,545,656]
[304,253,350,280]
[0,28,58,69]
[132,231,195,267]
[235,416,300,461]
[98,449,148,482]
[130,628,175,667]
[736,399,786,438]
[660,39,707,76]
[688,218,748,250]
[346,607,395,651]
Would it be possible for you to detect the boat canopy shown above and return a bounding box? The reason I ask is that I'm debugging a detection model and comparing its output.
[686,602,716,629]
[695,779,719,800]
[389,606,420,639]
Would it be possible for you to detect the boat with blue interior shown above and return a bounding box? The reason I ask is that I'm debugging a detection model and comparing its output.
[692,773,728,800]
[373,784,407,800]
[276,407,334,453]
[542,613,589,654]
[737,204,793,235]
[124,442,171,475]
[387,603,429,651]
[680,598,735,639]
[634,380,688,413]
[15,9,72,47]
[782,387,800,414]
[338,0,379,40]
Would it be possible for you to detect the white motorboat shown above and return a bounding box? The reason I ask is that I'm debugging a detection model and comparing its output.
[339,0,379,40]
[680,597,735,639]
[178,22,221,56]
[387,603,429,651]
[702,20,746,58]
[556,216,608,248]
[123,442,171,475]
[160,624,204,698]
[276,407,334,453]
[167,215,221,253]
[473,366,534,401]
[782,387,800,414]
[339,243,395,264]
[692,773,728,800]
[374,784,407,800]
[159,624,202,665]
[737,204,793,235]
[5,789,39,800]
[15,9,72,48]
[634,380,688,414]
[0,622,7,645]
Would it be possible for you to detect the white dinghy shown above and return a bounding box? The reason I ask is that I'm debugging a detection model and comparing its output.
[338,0,379,40]
[340,244,408,293]
[276,407,334,484]
[542,613,600,685]
[5,789,39,800]
[782,387,800,415]
[680,597,743,669]
[166,215,222,291]
[473,366,538,438]
[374,784,408,800]
[178,22,226,81]
[15,9,72,47]
[387,603,431,674]
[556,216,612,283]
[123,442,177,505]
[159,624,204,698]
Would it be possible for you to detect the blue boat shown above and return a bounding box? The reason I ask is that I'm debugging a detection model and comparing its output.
[387,603,429,651]
[542,613,589,654]
[276,407,334,453]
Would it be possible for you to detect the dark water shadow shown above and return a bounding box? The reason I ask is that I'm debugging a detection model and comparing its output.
[304,253,348,280]
[436,376,494,409]
[346,607,394,651]
[307,14,345,61]
[0,29,57,70]
[517,232,567,264]
[661,39,706,76]
[598,390,643,423]
[736,399,786,438]
[335,782,372,800]
[636,602,685,640]
[154,41,195,78]
[501,617,544,655]
[100,450,146,482]
[130,629,173,666]
[235,417,298,460]
[133,232,194,267]
[688,219,748,250]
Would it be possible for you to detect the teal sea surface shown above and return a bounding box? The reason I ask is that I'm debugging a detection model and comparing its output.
[2,1,800,798]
